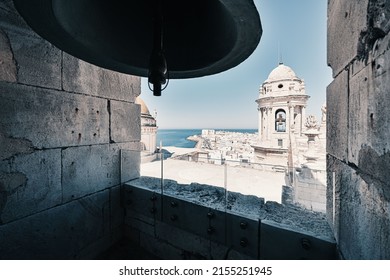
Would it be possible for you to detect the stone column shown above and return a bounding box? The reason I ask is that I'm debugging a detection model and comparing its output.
[301,106,306,136]
[296,107,302,135]
[262,108,266,141]
[264,107,268,141]
[258,107,262,141]
[267,107,273,141]
[289,104,295,133]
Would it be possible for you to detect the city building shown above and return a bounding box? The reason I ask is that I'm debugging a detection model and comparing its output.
[251,63,327,212]
[135,97,158,163]
[253,63,309,160]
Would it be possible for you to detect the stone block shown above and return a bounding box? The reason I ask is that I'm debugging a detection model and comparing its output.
[0,28,17,82]
[76,234,114,260]
[140,232,182,260]
[218,246,256,260]
[125,207,156,227]
[370,49,390,155]
[327,0,369,77]
[77,218,124,259]
[347,46,390,185]
[0,83,110,149]
[110,100,141,143]
[0,190,109,259]
[62,143,140,201]
[337,163,390,259]
[62,143,139,202]
[348,64,370,165]
[6,29,62,89]
[0,149,61,224]
[259,220,336,260]
[326,155,341,242]
[62,53,140,102]
[110,186,124,230]
[356,146,390,190]
[0,132,34,161]
[326,70,349,161]
[124,225,141,245]
[125,216,155,237]
[120,148,141,183]
[155,220,210,259]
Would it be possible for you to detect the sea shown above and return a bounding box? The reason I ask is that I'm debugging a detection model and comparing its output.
[157,129,257,148]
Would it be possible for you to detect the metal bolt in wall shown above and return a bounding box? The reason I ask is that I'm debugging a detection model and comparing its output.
[301,238,311,250]
[240,221,248,229]
[240,237,248,247]
[207,227,215,235]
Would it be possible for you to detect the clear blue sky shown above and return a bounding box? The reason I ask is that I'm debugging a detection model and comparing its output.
[140,0,332,129]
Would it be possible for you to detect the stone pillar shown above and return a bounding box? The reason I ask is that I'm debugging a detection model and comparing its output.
[295,106,303,135]
[258,107,262,141]
[301,106,306,136]
[265,107,269,141]
[267,107,273,141]
[289,104,295,133]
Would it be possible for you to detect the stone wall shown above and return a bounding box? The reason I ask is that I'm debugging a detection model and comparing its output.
[0,0,141,259]
[327,0,390,259]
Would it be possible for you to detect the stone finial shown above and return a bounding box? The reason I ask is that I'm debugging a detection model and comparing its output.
[305,115,319,130]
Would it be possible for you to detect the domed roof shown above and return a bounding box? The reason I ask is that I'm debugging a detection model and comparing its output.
[135,97,150,116]
[266,63,299,82]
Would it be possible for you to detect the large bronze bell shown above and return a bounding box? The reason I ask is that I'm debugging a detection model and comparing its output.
[13,0,262,95]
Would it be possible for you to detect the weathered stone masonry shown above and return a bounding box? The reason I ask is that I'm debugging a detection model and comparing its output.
[327,0,390,259]
[0,0,141,259]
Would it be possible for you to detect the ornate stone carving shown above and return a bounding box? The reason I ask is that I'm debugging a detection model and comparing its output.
[305,115,318,130]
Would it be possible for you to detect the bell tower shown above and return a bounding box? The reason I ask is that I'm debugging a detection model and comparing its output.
[254,63,309,159]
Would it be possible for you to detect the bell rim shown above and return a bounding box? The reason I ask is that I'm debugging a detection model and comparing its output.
[13,0,262,79]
